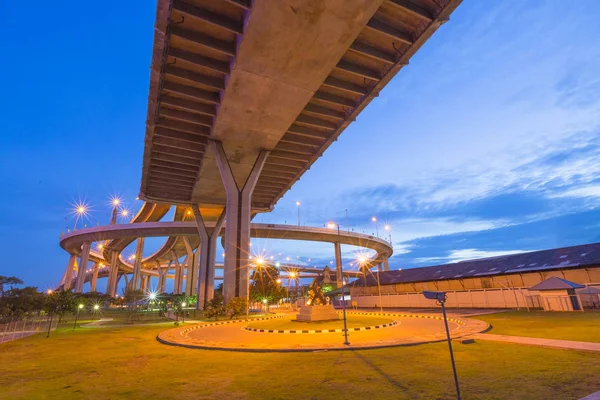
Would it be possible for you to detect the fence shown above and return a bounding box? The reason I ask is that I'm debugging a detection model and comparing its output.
[0,316,58,344]
[349,284,600,311]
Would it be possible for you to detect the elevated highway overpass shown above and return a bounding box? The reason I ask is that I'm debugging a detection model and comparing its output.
[60,217,392,306]
[137,0,461,303]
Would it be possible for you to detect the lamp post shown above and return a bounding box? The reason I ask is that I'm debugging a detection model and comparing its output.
[384,224,392,245]
[296,201,301,227]
[422,291,461,400]
[181,302,186,323]
[73,303,84,330]
[371,216,379,237]
[328,222,349,345]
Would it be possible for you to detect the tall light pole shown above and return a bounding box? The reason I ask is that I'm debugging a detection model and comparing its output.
[73,303,84,330]
[296,201,301,227]
[423,291,461,400]
[109,197,120,225]
[371,216,379,237]
[384,224,392,244]
[328,221,349,345]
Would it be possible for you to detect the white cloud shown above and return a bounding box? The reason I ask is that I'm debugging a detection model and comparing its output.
[549,184,600,199]
[392,217,510,243]
[416,248,531,264]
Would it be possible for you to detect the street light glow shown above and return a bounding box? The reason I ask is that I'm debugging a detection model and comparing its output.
[296,201,300,206]
[78,304,84,309]
[181,302,187,307]
[149,292,157,300]
[327,222,336,229]
[276,278,282,284]
[384,224,391,231]
[371,216,377,222]
[255,257,265,265]
[290,271,297,278]
[93,304,100,310]
[47,289,53,294]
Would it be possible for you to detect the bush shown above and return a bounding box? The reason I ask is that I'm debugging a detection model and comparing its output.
[226,297,247,319]
[204,295,225,321]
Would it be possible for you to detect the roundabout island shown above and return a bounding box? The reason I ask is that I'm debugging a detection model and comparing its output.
[157,311,489,352]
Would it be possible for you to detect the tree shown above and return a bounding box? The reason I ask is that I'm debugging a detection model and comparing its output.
[225,297,247,319]
[0,286,45,322]
[249,265,285,305]
[204,293,225,321]
[0,276,24,298]
[43,290,78,322]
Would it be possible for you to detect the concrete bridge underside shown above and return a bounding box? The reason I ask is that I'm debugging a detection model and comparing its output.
[138,0,461,303]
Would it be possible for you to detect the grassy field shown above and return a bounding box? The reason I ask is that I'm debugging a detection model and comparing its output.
[247,315,393,330]
[1,323,599,399]
[474,310,600,342]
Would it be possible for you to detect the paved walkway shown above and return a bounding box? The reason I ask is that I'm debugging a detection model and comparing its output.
[473,333,600,352]
[157,312,489,352]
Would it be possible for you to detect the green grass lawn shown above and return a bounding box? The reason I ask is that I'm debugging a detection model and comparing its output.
[474,310,600,342]
[247,315,393,330]
[1,324,599,399]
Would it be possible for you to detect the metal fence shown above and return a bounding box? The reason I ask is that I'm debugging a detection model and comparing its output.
[0,316,58,344]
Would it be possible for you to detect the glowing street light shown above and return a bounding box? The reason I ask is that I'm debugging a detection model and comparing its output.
[296,201,301,227]
[371,216,379,237]
[149,292,157,300]
[384,224,392,244]
[73,303,84,330]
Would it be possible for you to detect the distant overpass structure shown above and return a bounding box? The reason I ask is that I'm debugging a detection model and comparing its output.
[137,0,461,303]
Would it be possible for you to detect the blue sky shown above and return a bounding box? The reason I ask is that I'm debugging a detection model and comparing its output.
[1,1,600,291]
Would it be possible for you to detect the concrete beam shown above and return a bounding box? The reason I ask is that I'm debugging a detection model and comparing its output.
[75,241,91,293]
[63,254,77,290]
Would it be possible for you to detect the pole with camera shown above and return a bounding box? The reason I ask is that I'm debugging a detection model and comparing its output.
[422,290,461,400]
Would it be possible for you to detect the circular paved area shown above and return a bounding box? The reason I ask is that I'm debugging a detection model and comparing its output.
[157,311,489,352]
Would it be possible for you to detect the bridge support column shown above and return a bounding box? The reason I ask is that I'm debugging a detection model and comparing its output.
[90,263,99,292]
[106,251,119,297]
[212,141,269,304]
[171,250,184,294]
[334,242,343,288]
[156,260,167,294]
[183,237,196,296]
[63,254,77,290]
[192,205,226,310]
[75,241,91,293]
[211,141,269,303]
[382,256,389,271]
[132,238,145,290]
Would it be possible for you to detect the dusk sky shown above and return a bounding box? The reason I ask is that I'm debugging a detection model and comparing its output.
[2,1,600,292]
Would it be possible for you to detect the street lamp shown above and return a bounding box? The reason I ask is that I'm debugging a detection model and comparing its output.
[371,216,379,237]
[181,302,187,323]
[73,303,84,329]
[296,201,301,227]
[384,224,392,244]
[328,221,349,345]
[422,291,461,400]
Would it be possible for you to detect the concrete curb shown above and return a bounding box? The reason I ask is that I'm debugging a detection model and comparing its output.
[244,320,398,334]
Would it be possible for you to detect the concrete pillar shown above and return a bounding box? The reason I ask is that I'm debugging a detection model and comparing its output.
[334,242,343,288]
[377,262,383,272]
[75,241,91,293]
[192,205,226,309]
[171,250,184,294]
[132,238,145,290]
[383,256,390,271]
[212,141,269,303]
[182,237,196,296]
[63,254,77,290]
[90,263,100,292]
[106,251,119,297]
[157,260,168,294]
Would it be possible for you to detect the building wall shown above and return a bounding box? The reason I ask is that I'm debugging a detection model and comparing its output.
[349,265,600,309]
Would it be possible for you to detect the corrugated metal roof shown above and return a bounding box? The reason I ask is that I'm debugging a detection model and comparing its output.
[351,242,600,287]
